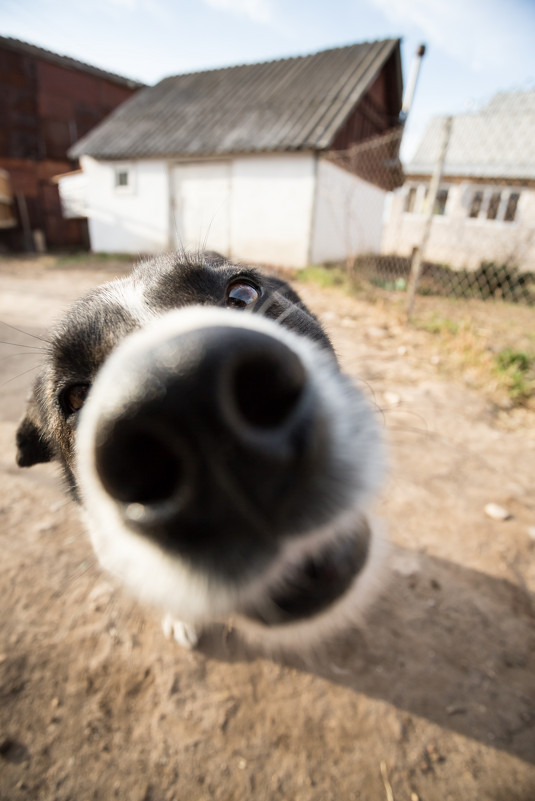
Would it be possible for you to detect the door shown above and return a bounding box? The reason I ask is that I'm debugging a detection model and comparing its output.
[171,162,231,256]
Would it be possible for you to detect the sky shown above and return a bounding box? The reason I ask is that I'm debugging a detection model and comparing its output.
[1,0,534,159]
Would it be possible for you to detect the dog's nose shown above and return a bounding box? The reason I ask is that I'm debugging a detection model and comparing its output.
[93,325,318,556]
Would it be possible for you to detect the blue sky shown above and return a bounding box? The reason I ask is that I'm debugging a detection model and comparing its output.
[1,0,534,159]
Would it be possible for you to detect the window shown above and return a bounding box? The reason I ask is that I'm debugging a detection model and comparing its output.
[504,192,520,222]
[114,165,135,194]
[467,187,521,223]
[115,169,130,188]
[469,191,483,218]
[486,191,501,220]
[433,188,449,215]
[405,186,417,213]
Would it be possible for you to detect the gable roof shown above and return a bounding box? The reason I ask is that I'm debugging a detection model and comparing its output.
[0,35,144,90]
[408,90,535,181]
[69,39,401,160]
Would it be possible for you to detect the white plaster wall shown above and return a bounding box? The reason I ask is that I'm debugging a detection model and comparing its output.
[382,181,535,271]
[81,156,170,253]
[310,158,387,263]
[171,162,231,254]
[229,153,315,268]
[57,171,87,219]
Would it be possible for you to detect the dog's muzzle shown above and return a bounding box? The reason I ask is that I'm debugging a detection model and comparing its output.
[77,308,383,626]
[94,323,320,561]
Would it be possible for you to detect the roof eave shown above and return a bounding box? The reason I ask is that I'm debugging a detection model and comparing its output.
[321,38,402,150]
[407,165,535,182]
[72,143,321,161]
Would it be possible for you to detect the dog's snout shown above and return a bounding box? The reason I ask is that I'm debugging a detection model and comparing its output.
[225,341,306,431]
[95,420,186,508]
[27,258,384,632]
[91,324,320,564]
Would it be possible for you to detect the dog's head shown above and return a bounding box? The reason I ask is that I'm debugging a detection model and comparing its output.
[16,253,384,637]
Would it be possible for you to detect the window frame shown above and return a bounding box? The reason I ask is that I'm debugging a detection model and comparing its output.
[113,164,136,195]
[466,185,521,224]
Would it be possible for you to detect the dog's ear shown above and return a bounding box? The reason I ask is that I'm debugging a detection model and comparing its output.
[16,397,53,467]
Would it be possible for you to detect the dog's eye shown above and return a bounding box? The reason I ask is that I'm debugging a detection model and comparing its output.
[226,281,259,309]
[61,383,90,415]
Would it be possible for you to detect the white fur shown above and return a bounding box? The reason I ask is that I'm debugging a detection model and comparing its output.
[76,305,384,639]
[162,614,200,648]
[99,276,156,326]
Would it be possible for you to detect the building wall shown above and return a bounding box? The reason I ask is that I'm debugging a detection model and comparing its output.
[310,158,387,263]
[86,152,316,265]
[0,45,136,162]
[84,152,389,267]
[87,152,316,265]
[229,153,315,267]
[169,153,315,266]
[0,41,139,249]
[0,155,88,248]
[170,161,231,254]
[82,157,170,253]
[329,57,401,152]
[381,179,535,271]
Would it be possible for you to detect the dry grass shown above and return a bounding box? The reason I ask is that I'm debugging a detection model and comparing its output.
[411,303,535,411]
[295,265,535,412]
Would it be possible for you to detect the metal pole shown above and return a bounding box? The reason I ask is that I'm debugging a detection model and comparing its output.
[406,115,452,319]
[401,44,426,121]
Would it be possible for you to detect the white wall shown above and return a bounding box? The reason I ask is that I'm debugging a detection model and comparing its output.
[57,171,87,219]
[81,156,170,253]
[229,153,315,268]
[382,180,535,271]
[310,158,387,263]
[82,151,390,267]
[171,161,231,254]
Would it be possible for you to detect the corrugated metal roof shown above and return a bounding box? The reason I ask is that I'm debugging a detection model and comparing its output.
[69,39,400,160]
[0,35,144,90]
[408,90,535,181]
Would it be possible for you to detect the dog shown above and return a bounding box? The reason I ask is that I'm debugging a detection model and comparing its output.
[16,252,384,648]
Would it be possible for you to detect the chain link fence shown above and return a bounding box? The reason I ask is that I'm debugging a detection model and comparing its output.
[328,89,535,310]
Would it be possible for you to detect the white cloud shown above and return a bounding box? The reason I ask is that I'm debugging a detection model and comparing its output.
[367,0,531,79]
[107,0,137,7]
[203,0,273,24]
[105,0,169,16]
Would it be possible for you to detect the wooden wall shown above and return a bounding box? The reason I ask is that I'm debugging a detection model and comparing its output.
[0,43,139,249]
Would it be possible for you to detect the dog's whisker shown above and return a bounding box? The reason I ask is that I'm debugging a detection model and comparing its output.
[0,338,49,350]
[0,352,45,364]
[53,556,99,601]
[1,363,43,387]
[0,320,51,344]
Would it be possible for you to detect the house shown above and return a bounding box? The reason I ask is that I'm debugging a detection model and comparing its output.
[69,39,404,267]
[0,36,143,250]
[381,90,535,272]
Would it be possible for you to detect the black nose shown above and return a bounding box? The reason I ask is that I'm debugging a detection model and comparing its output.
[93,325,319,570]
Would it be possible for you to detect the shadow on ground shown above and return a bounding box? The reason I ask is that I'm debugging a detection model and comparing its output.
[199,545,535,765]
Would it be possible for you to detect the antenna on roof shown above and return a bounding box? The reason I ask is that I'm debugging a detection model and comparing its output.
[401,44,426,122]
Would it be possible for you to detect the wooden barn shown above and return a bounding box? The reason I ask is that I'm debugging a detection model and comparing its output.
[0,36,143,251]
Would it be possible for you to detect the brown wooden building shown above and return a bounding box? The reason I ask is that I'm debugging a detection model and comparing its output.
[0,36,144,250]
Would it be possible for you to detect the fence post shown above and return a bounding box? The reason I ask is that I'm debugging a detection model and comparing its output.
[406,115,453,318]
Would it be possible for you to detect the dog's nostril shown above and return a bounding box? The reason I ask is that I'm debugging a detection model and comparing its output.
[228,347,306,429]
[95,421,183,507]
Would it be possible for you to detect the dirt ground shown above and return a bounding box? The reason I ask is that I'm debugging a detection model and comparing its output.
[0,255,534,801]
